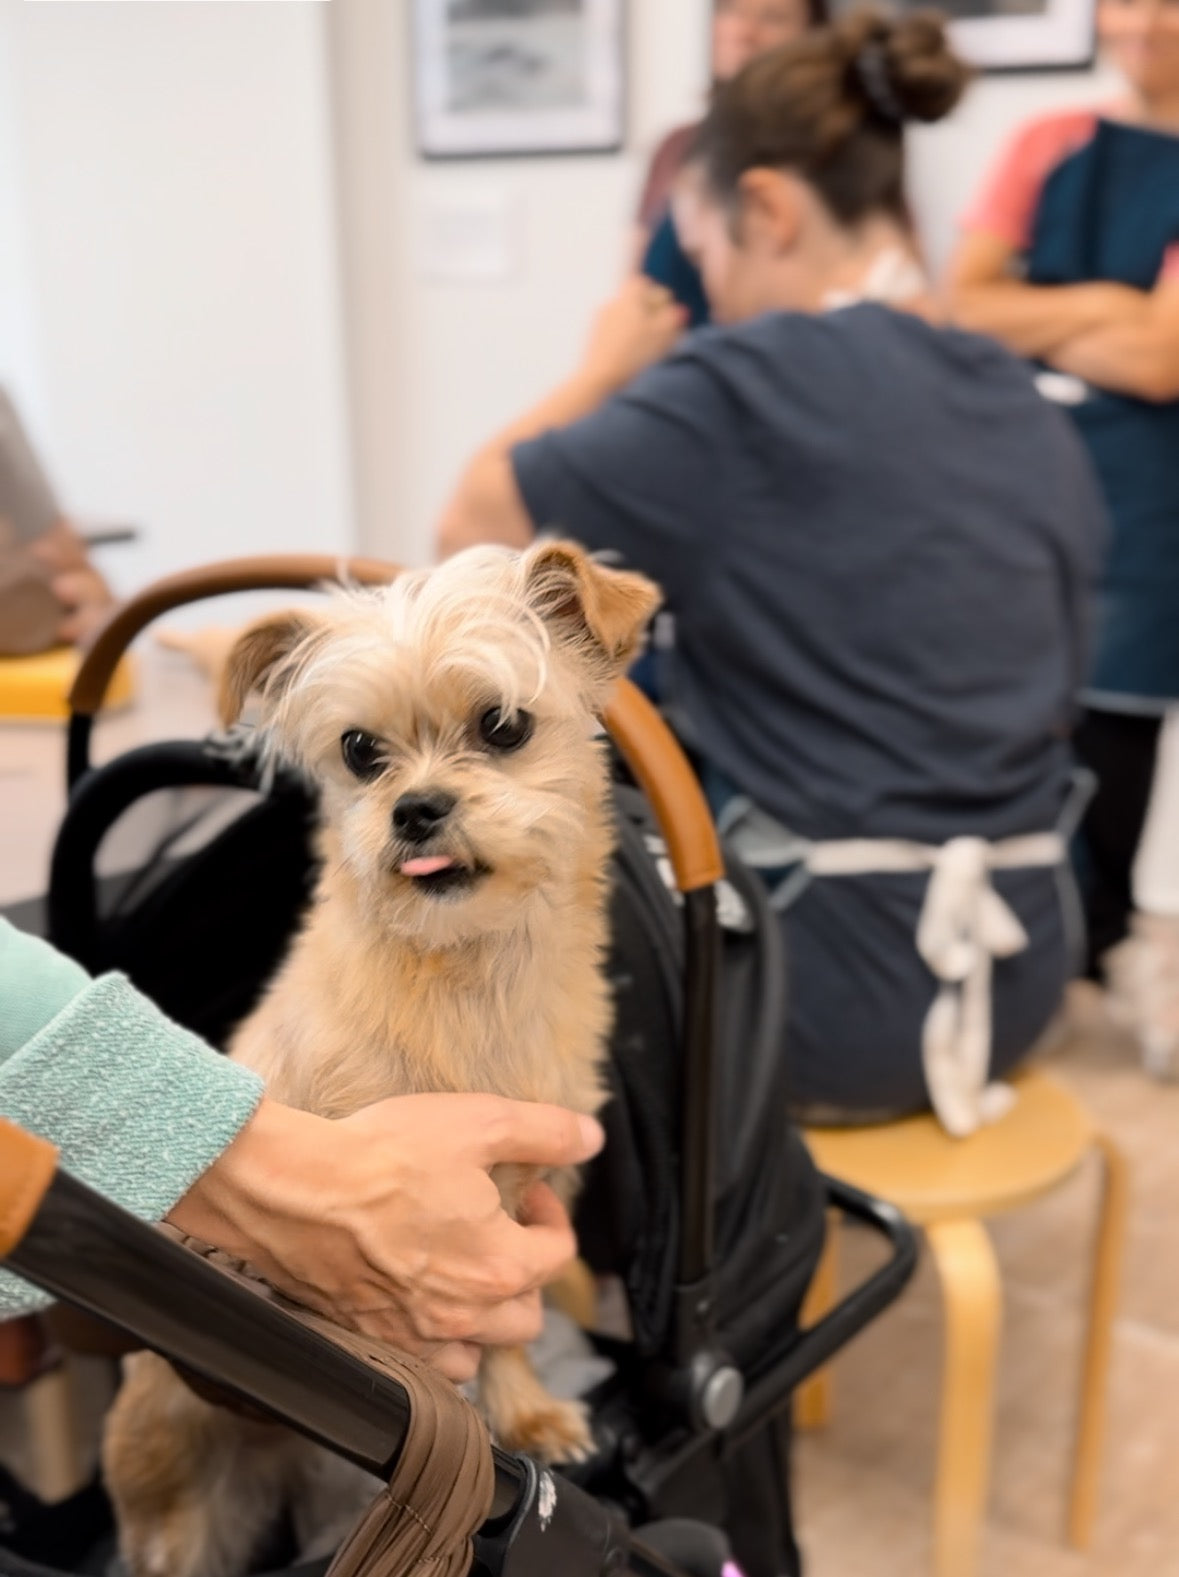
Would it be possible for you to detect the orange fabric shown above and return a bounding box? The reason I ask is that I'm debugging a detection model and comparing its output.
[962,109,1099,253]
[0,1117,58,1260]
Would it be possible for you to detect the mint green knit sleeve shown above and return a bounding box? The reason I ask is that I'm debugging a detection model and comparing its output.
[0,919,263,1316]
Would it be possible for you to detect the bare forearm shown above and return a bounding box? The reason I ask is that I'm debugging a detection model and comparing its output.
[949,280,1150,359]
[1048,319,1179,402]
[487,367,616,459]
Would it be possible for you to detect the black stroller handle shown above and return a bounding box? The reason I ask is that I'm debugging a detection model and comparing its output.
[0,1121,690,1577]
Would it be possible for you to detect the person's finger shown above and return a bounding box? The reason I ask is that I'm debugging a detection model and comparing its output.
[516,1179,570,1232]
[440,1289,547,1350]
[481,1200,578,1296]
[353,1315,481,1382]
[49,569,88,607]
[428,1342,482,1383]
[474,1099,604,1170]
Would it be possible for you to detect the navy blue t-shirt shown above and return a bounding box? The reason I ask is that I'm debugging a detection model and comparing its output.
[513,304,1108,847]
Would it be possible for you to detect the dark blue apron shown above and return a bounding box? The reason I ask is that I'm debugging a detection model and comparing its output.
[1028,118,1179,706]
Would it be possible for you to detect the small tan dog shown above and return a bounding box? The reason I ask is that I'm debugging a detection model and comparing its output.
[102,540,659,1577]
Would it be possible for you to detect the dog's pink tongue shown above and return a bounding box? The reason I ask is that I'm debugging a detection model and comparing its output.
[400,855,456,877]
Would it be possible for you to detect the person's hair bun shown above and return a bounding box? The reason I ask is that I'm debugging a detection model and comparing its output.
[693,5,970,227]
[838,9,971,127]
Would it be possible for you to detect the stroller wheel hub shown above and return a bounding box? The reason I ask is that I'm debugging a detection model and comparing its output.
[699,1363,744,1429]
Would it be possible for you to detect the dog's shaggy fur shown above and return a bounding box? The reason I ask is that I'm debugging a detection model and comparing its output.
[102,541,660,1577]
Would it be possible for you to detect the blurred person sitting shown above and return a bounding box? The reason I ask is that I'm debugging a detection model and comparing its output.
[438,12,1108,1134]
[633,0,824,328]
[0,387,114,656]
[947,0,1179,996]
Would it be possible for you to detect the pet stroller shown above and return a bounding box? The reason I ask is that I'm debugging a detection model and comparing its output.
[2,556,917,1577]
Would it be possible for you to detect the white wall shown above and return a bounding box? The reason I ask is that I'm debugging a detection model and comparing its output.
[0,4,50,456]
[0,0,354,602]
[336,0,711,566]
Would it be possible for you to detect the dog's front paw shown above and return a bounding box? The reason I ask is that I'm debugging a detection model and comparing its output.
[496,1396,595,1465]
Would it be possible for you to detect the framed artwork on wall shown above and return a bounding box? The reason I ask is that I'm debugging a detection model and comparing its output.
[941,0,1096,72]
[413,0,627,160]
[826,0,1096,72]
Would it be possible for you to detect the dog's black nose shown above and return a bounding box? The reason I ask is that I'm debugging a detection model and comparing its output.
[393,791,456,844]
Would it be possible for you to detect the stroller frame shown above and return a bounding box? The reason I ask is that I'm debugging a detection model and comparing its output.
[11,555,918,1577]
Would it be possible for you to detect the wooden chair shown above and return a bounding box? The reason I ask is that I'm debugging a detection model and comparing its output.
[797,1070,1128,1577]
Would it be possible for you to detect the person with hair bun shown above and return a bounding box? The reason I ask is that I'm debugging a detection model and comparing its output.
[439,13,1108,1137]
[634,0,826,328]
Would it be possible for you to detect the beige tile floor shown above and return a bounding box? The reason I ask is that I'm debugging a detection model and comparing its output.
[794,990,1179,1577]
[2,657,1177,1574]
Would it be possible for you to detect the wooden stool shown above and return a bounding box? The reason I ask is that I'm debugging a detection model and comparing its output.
[798,1071,1128,1577]
[0,645,135,722]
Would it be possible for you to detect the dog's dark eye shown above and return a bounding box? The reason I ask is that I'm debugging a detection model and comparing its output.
[478,707,533,753]
[340,729,385,781]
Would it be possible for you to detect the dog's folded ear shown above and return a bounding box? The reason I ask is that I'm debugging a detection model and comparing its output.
[219,609,324,726]
[524,541,661,683]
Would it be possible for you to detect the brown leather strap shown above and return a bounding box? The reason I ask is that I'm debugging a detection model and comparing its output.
[70,553,403,716]
[326,1364,494,1577]
[605,679,724,893]
[0,1119,58,1259]
[160,1230,495,1574]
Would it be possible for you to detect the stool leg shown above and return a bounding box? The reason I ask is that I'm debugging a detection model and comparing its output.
[795,1213,840,1430]
[1068,1131,1129,1550]
[926,1218,1002,1577]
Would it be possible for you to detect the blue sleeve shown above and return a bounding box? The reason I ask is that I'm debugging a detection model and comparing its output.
[642,213,711,329]
[511,344,739,610]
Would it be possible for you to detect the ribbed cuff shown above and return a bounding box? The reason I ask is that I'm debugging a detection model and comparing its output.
[0,972,263,1317]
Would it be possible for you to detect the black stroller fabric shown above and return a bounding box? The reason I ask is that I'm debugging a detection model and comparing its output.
[33,727,826,1577]
[581,782,824,1373]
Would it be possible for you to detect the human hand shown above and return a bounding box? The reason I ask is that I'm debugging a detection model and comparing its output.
[167,1093,605,1383]
[27,520,114,647]
[45,566,114,646]
[580,276,688,394]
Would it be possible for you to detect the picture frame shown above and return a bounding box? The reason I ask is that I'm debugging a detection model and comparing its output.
[942,0,1096,73]
[413,0,627,161]
[825,0,1095,73]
